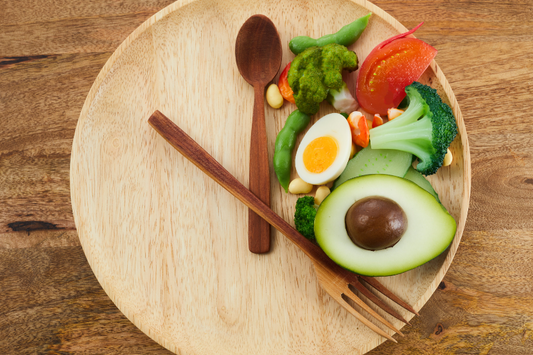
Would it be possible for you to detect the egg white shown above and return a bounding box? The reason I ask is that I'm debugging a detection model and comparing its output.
[295,113,352,185]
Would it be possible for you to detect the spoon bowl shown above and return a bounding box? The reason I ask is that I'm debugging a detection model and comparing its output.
[236,15,283,85]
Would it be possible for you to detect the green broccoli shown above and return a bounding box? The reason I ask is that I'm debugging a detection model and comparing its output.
[288,43,358,115]
[369,82,458,175]
[294,196,317,241]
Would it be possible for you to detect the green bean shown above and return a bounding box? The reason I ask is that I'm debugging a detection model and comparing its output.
[289,13,371,55]
[274,109,311,192]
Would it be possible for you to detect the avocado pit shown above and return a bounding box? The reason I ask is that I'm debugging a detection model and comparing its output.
[345,196,407,250]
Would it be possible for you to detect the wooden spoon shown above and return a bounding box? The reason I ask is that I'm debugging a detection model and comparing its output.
[235,15,282,254]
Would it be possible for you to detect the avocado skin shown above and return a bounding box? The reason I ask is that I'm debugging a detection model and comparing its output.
[315,174,456,276]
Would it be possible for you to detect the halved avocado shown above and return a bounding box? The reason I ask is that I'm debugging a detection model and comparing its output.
[314,174,456,276]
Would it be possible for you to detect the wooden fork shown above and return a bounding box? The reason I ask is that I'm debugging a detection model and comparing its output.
[148,110,419,342]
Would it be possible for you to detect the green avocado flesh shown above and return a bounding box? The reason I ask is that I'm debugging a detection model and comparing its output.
[315,174,456,276]
[332,147,412,190]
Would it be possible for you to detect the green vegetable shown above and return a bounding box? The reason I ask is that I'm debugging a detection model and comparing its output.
[289,13,372,55]
[369,82,458,175]
[294,196,317,241]
[288,43,358,116]
[332,146,412,190]
[403,166,440,202]
[273,110,311,192]
[315,174,457,276]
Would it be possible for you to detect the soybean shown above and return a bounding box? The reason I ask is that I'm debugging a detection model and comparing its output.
[289,13,371,55]
[443,148,453,166]
[288,178,313,194]
[349,143,356,159]
[314,186,331,205]
[274,110,311,192]
[266,84,284,109]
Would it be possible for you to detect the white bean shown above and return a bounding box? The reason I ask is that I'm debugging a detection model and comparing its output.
[288,178,313,194]
[350,143,356,159]
[443,148,453,166]
[314,186,331,205]
[266,84,284,109]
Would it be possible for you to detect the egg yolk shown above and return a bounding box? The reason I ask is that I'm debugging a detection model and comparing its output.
[303,136,338,173]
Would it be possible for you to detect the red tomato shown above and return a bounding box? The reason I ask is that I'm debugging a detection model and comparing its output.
[356,37,437,115]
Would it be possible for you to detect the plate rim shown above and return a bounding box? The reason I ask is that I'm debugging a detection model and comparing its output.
[70,0,471,353]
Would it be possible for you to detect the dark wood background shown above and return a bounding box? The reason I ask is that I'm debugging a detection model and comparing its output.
[1,0,532,353]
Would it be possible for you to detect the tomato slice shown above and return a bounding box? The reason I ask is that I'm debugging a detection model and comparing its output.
[356,36,437,115]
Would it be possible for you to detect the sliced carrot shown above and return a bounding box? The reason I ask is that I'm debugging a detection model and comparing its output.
[387,108,404,120]
[278,62,295,103]
[372,114,384,128]
[347,112,369,148]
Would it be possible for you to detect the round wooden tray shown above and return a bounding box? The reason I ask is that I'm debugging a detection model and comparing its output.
[70,0,471,353]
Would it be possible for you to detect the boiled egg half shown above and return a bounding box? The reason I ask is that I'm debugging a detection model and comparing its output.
[295,113,352,185]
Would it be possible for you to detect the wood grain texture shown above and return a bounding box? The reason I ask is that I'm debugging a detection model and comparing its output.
[147,110,413,341]
[0,246,173,354]
[247,83,271,253]
[1,0,532,354]
[235,14,282,253]
[69,0,468,354]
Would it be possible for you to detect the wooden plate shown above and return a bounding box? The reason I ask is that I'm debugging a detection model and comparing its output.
[70,0,470,353]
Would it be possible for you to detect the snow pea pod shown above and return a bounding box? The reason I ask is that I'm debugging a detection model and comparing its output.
[274,109,311,192]
[289,13,371,55]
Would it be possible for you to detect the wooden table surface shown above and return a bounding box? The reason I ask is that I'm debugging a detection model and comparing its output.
[1,0,532,353]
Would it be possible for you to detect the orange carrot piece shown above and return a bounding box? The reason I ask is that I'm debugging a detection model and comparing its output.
[372,114,384,128]
[347,112,369,148]
[278,62,295,103]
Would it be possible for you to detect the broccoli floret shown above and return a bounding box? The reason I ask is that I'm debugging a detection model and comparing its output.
[288,43,358,115]
[294,196,318,241]
[369,82,458,175]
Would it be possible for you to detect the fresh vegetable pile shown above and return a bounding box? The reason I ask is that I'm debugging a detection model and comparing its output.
[268,14,458,276]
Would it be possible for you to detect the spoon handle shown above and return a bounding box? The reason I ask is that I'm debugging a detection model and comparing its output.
[248,85,271,254]
[148,111,321,260]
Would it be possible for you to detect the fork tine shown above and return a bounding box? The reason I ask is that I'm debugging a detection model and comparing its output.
[314,255,406,340]
[334,264,418,318]
[359,276,420,316]
[348,280,410,325]
[328,291,398,343]
[340,283,404,337]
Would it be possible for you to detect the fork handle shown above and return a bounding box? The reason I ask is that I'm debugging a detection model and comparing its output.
[148,110,326,261]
